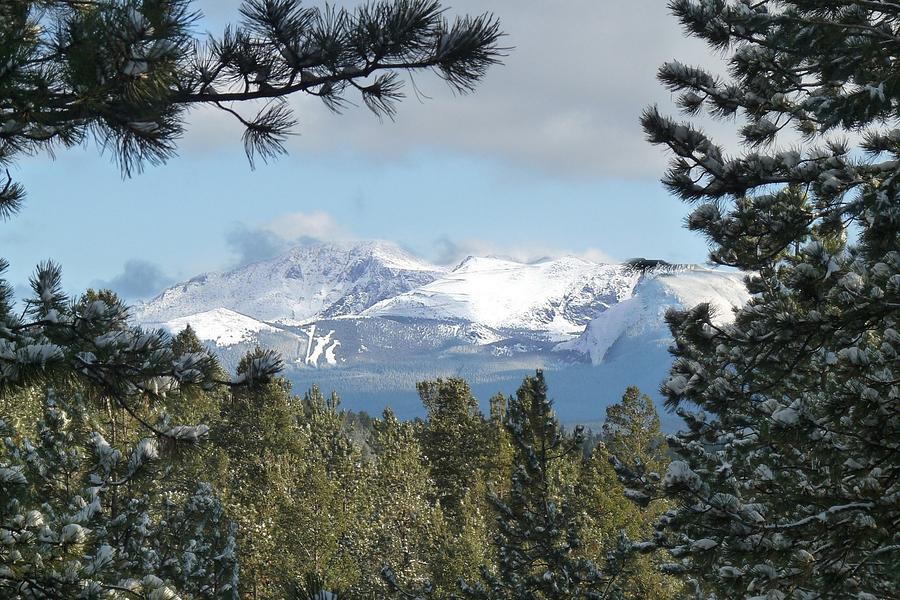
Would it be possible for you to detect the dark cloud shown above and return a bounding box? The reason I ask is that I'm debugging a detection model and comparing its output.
[433,236,474,266]
[94,260,175,300]
[225,211,348,267]
[225,223,287,266]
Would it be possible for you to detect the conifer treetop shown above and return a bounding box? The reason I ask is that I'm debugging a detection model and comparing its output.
[642,0,900,268]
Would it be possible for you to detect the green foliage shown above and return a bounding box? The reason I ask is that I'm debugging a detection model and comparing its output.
[0,276,254,597]
[209,358,298,597]
[602,386,667,479]
[362,408,444,593]
[416,379,503,593]
[3,284,681,600]
[418,378,490,519]
[455,371,630,600]
[0,271,682,600]
[0,396,239,597]
[575,388,678,600]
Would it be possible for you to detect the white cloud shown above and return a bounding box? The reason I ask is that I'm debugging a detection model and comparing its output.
[579,248,619,264]
[265,210,346,242]
[432,236,617,267]
[182,0,737,179]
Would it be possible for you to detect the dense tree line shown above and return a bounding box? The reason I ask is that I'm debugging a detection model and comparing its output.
[1,306,676,598]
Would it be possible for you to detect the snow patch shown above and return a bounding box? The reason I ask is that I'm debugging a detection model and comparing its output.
[555,296,642,362]
[562,269,749,366]
[153,308,278,347]
[653,269,749,325]
[365,256,639,335]
[306,328,341,367]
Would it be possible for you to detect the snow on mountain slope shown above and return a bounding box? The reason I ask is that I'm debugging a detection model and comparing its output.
[300,324,343,367]
[151,308,280,347]
[557,268,749,364]
[134,241,445,324]
[656,269,749,323]
[363,256,640,339]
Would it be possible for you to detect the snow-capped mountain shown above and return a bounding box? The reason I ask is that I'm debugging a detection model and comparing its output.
[556,269,749,365]
[363,256,639,339]
[134,241,443,324]
[135,242,750,426]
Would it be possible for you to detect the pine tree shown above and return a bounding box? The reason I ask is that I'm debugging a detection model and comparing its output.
[575,388,677,600]
[639,2,900,598]
[1,391,240,598]
[418,378,490,519]
[354,408,445,597]
[417,379,505,593]
[602,387,667,481]
[168,323,228,426]
[459,371,629,600]
[210,348,300,598]
[484,391,515,496]
[0,0,504,216]
[0,272,280,596]
[283,386,369,594]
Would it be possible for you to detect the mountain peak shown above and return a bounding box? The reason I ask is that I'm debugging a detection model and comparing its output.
[450,254,599,274]
[450,255,520,273]
[135,239,730,341]
[280,240,440,273]
[132,244,749,427]
[136,239,444,324]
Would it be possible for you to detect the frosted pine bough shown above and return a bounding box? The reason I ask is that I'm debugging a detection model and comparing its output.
[629,1,900,598]
[0,262,280,597]
[0,0,503,218]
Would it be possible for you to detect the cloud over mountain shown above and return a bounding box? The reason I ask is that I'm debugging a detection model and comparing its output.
[226,211,350,266]
[94,260,175,300]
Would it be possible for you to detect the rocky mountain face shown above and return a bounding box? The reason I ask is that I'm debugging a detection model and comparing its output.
[136,242,750,426]
[135,241,444,324]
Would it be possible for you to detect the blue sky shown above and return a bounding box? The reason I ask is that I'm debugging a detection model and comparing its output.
[2,1,724,300]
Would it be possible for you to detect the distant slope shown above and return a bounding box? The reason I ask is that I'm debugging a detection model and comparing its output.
[147,307,281,347]
[557,268,749,365]
[147,308,308,372]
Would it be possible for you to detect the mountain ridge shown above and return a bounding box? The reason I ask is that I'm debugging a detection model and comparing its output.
[134,240,445,324]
